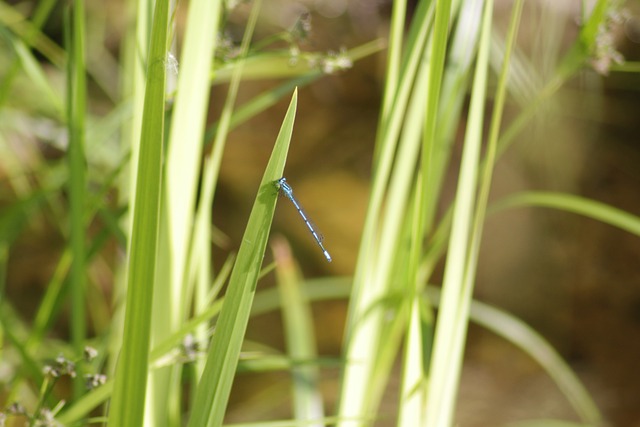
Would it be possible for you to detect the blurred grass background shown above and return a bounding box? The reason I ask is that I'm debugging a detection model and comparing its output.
[1,0,640,426]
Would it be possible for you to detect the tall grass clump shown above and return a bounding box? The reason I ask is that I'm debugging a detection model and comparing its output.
[337,0,625,426]
[0,0,636,426]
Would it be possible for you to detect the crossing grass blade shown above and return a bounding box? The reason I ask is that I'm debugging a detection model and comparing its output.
[492,191,640,237]
[426,286,603,425]
[186,89,298,427]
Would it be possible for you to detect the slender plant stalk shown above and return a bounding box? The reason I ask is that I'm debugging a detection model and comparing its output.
[65,0,87,400]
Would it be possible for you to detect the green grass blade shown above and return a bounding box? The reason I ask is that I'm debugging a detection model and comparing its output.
[420,0,454,181]
[107,0,153,392]
[149,0,222,421]
[203,39,383,146]
[421,7,479,225]
[469,300,603,425]
[0,303,44,386]
[397,298,431,427]
[186,89,298,427]
[579,0,608,50]
[28,249,72,348]
[503,421,595,427]
[204,74,315,142]
[426,286,603,425]
[495,0,615,160]
[187,0,263,393]
[492,191,640,237]
[106,0,171,424]
[273,239,324,423]
[5,35,63,115]
[431,1,523,423]
[0,2,65,67]
[164,0,222,318]
[376,0,406,151]
[57,380,114,425]
[424,0,492,424]
[64,0,88,399]
[338,1,433,420]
